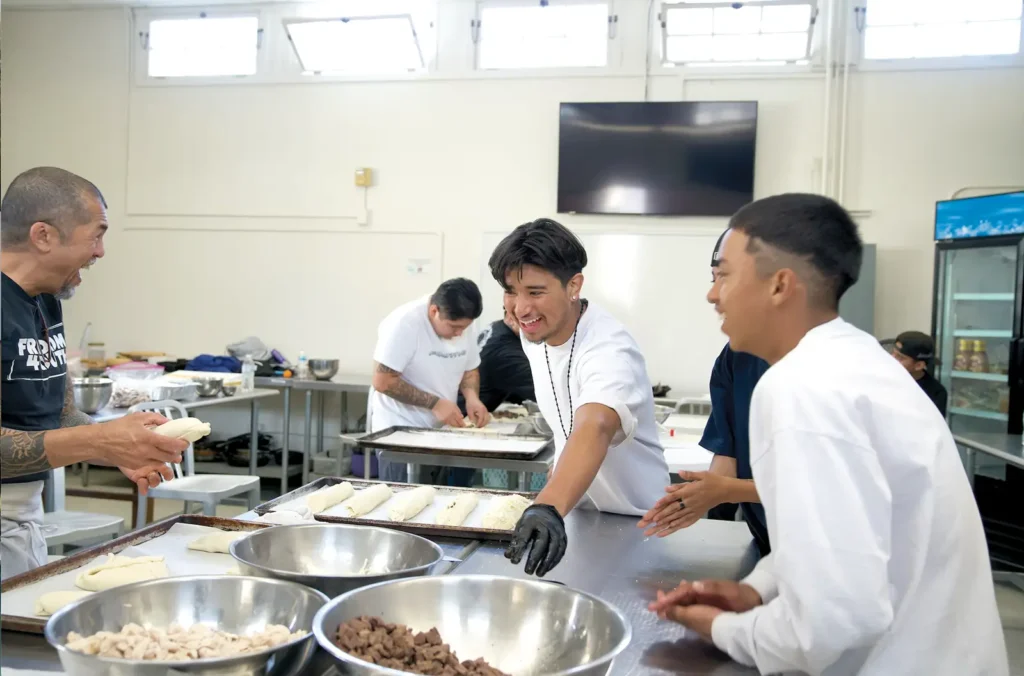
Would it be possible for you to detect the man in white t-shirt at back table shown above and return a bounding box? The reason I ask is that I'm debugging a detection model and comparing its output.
[488,218,669,577]
[369,278,491,483]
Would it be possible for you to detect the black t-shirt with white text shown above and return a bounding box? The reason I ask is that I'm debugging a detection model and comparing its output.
[1,272,67,484]
[917,371,948,418]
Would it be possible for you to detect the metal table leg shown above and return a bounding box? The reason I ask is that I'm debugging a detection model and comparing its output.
[317,391,325,456]
[365,451,373,480]
[249,399,260,478]
[517,471,528,491]
[965,447,976,488]
[337,392,348,477]
[407,463,416,484]
[281,387,291,495]
[303,390,313,485]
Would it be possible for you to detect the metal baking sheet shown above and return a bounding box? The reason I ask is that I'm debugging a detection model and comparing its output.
[0,515,268,635]
[357,426,551,459]
[252,478,534,542]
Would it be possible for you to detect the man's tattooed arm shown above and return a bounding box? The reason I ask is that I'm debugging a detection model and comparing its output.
[372,362,439,410]
[0,399,52,477]
[459,369,481,398]
[61,376,95,428]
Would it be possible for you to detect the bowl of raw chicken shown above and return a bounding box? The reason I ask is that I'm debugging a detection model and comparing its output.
[44,574,327,675]
[231,523,445,599]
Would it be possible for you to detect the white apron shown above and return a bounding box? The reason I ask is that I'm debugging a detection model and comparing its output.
[0,481,48,580]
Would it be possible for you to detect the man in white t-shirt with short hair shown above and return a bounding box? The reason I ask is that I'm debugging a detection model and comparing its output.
[487,218,669,577]
[369,278,491,483]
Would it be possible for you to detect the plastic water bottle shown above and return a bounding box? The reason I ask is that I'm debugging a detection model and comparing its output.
[297,351,310,380]
[241,355,256,393]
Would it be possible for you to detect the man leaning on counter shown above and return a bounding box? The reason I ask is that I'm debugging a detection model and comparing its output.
[490,218,669,578]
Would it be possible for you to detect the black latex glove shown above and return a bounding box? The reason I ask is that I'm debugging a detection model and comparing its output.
[504,504,567,577]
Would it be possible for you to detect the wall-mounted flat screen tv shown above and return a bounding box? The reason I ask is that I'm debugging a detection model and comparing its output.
[557,101,758,217]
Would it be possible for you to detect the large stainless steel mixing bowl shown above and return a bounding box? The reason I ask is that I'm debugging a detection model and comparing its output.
[230,523,444,599]
[72,377,113,414]
[44,575,328,676]
[308,359,339,381]
[313,575,631,676]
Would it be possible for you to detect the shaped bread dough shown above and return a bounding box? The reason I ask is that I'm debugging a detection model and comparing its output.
[34,590,91,617]
[387,486,436,522]
[435,493,480,527]
[153,417,212,443]
[187,531,248,554]
[481,494,533,530]
[75,554,169,592]
[338,483,393,518]
[305,482,355,514]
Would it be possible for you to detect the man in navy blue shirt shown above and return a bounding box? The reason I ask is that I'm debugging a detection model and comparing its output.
[638,231,771,555]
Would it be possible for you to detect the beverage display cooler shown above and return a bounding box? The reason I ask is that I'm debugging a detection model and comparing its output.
[932,190,1024,437]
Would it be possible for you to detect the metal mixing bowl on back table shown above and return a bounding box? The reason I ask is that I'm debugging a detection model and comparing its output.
[72,377,113,414]
[44,574,328,675]
[231,523,444,598]
[313,574,631,676]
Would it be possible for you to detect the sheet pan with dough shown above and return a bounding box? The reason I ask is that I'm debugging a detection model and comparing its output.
[272,483,532,534]
[1,523,248,622]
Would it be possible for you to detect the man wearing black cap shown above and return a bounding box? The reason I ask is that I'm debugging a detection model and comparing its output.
[891,331,947,417]
[638,231,771,556]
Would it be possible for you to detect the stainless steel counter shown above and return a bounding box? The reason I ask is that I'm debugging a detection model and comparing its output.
[954,432,1024,470]
[1,512,758,674]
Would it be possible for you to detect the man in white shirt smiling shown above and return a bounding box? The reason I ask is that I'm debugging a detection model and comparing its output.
[489,218,669,577]
[369,278,491,483]
[649,194,1007,674]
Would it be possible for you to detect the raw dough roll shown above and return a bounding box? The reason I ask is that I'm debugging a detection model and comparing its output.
[306,482,355,514]
[153,417,212,443]
[481,494,533,530]
[387,486,436,522]
[338,483,393,518]
[34,590,91,617]
[187,531,248,554]
[435,493,480,527]
[75,555,169,592]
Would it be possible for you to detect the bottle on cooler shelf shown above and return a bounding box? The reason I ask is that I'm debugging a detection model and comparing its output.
[297,351,310,380]
[241,355,256,393]
[953,339,972,372]
[969,340,989,374]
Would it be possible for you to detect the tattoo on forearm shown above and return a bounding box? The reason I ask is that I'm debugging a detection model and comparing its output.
[375,363,439,409]
[460,369,480,395]
[61,377,94,428]
[0,402,51,477]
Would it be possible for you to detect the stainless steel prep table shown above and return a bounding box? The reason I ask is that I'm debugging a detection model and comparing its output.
[77,389,282,502]
[1,512,758,674]
[954,432,1024,593]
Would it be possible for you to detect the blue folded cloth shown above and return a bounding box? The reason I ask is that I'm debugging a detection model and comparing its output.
[186,354,242,373]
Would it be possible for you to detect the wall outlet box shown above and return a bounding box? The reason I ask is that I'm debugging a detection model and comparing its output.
[354,168,373,187]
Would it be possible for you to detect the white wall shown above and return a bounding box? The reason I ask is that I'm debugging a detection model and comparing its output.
[3,3,1024,403]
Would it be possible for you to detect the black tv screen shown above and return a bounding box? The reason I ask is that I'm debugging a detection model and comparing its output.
[557,101,758,217]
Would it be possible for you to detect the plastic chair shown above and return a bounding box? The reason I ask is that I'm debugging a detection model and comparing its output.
[129,400,261,528]
[42,466,124,554]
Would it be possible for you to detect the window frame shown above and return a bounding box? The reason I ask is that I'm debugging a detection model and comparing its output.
[657,0,819,72]
[133,8,266,85]
[855,0,1024,71]
[283,14,426,76]
[473,0,621,73]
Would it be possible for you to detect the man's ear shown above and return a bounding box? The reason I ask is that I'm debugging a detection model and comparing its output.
[567,273,584,301]
[768,268,798,306]
[28,221,57,253]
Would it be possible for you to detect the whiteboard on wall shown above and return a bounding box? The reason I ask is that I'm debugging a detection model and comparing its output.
[480,229,727,396]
